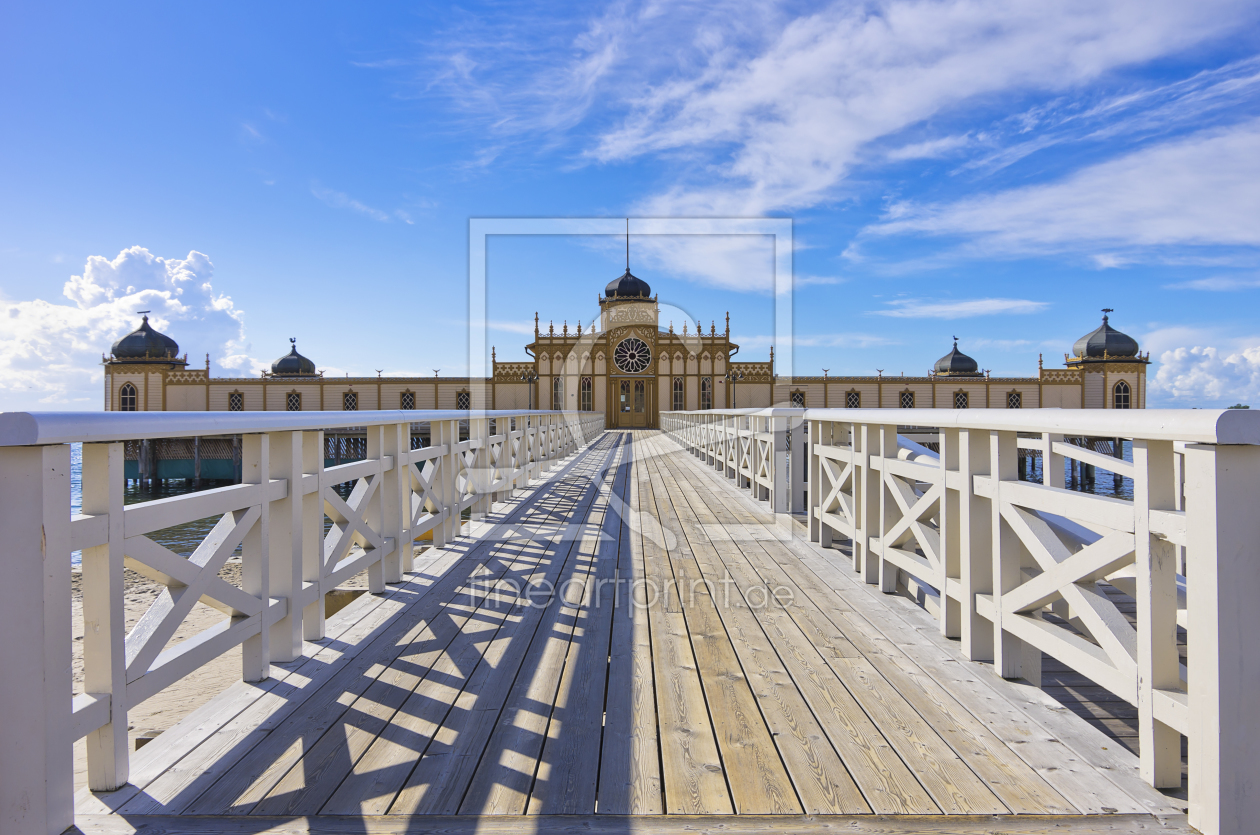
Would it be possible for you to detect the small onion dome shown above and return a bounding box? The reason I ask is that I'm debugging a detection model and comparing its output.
[1071,311,1140,359]
[111,314,180,360]
[270,338,317,376]
[604,267,652,299]
[934,339,982,376]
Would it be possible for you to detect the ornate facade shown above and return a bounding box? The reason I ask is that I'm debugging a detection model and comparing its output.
[102,274,1148,427]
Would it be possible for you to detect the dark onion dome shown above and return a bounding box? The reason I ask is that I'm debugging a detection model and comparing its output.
[1071,310,1140,360]
[604,267,652,299]
[933,339,982,376]
[111,314,180,360]
[270,338,317,376]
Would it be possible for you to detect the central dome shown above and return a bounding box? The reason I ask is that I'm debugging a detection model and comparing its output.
[934,340,982,376]
[111,314,180,360]
[270,339,317,376]
[1072,312,1139,360]
[604,268,651,299]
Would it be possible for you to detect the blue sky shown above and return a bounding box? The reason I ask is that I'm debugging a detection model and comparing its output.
[2,1,1259,409]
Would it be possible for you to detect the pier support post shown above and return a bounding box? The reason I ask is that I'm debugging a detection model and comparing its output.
[0,444,73,835]
[302,431,325,641]
[959,428,993,662]
[990,429,1025,679]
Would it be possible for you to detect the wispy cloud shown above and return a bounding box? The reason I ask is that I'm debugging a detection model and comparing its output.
[871,298,1049,318]
[1164,274,1260,290]
[487,319,536,335]
[311,183,392,222]
[733,332,898,349]
[868,119,1260,256]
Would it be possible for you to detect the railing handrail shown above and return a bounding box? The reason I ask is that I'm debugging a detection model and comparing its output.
[0,409,591,446]
[662,407,1260,445]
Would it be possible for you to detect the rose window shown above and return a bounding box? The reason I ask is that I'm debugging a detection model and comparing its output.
[614,337,652,374]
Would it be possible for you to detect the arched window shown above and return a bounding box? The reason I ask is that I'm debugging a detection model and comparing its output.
[119,382,137,411]
[900,390,915,408]
[228,391,244,412]
[286,391,301,411]
[673,376,684,410]
[954,391,969,409]
[343,391,357,411]
[580,377,593,411]
[456,390,470,410]
[552,376,563,410]
[701,377,712,410]
[1113,380,1131,409]
[1007,391,1022,409]
[846,390,861,408]
[400,390,415,410]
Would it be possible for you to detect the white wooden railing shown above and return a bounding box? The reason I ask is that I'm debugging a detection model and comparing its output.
[0,408,603,835]
[664,407,1260,835]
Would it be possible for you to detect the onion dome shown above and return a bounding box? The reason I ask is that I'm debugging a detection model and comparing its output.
[604,268,652,299]
[270,338,317,376]
[934,339,982,376]
[111,313,180,360]
[1071,310,1140,360]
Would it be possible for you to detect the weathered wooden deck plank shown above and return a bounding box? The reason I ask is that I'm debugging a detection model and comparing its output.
[596,435,664,814]
[71,812,1195,834]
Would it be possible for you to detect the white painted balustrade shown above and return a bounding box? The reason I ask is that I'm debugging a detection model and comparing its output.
[0,408,603,835]
[664,406,1260,835]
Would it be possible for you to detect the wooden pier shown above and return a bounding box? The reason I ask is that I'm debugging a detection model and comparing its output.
[70,430,1187,833]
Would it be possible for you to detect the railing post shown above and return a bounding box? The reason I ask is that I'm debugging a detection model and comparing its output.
[0,444,73,835]
[854,423,880,583]
[302,430,325,641]
[363,425,386,594]
[382,422,406,582]
[939,429,962,639]
[1184,442,1260,835]
[790,413,805,514]
[989,429,1024,679]
[468,415,491,521]
[959,428,993,661]
[1132,439,1181,789]
[241,434,271,681]
[267,431,302,662]
[877,424,899,593]
[81,442,128,790]
[433,418,459,546]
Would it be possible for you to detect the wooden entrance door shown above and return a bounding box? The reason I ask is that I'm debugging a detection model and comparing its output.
[616,378,651,428]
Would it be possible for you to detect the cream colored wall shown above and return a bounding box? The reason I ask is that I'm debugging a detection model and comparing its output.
[166,385,207,411]
[495,383,529,410]
[1042,384,1082,409]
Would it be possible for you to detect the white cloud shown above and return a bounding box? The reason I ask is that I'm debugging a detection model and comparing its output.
[733,332,897,349]
[0,247,258,410]
[1151,343,1260,405]
[1164,274,1260,291]
[871,297,1048,318]
[600,0,1255,217]
[869,119,1260,255]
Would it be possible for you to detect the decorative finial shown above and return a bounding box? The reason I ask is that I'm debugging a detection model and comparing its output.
[823,368,829,378]
[549,320,554,335]
[669,321,674,333]
[1038,353,1044,370]
[711,320,716,335]
[725,311,730,334]
[952,335,958,347]
[376,369,383,378]
[683,320,688,335]
[433,368,440,377]
[563,320,568,336]
[877,369,883,378]
[492,346,496,362]
[1102,307,1113,323]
